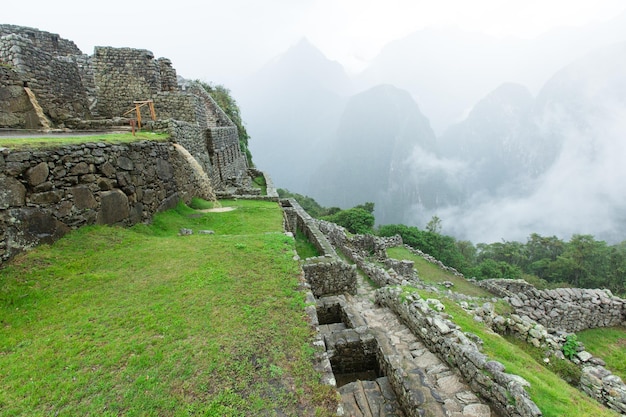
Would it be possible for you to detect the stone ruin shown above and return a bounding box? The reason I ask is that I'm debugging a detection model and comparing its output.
[0,24,248,190]
[0,24,254,266]
[286,200,626,416]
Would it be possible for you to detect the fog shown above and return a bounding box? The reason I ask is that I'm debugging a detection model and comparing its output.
[413,44,626,244]
[432,105,626,243]
[4,1,626,244]
[243,25,626,245]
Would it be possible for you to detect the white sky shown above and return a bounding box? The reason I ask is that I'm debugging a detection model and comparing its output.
[3,0,626,82]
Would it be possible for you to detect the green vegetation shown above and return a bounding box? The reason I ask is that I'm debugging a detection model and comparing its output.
[196,81,253,167]
[398,287,617,417]
[471,234,626,295]
[577,327,626,382]
[230,190,626,294]
[380,223,626,295]
[386,246,491,298]
[252,175,267,195]
[562,334,580,360]
[295,229,320,259]
[277,189,340,218]
[321,206,375,235]
[0,131,168,150]
[378,224,472,275]
[504,335,582,386]
[0,199,337,416]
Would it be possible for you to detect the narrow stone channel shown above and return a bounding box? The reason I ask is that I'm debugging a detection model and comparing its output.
[336,272,494,417]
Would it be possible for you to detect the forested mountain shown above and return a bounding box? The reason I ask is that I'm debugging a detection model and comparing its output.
[357,10,626,133]
[309,84,437,225]
[238,24,626,244]
[438,41,626,243]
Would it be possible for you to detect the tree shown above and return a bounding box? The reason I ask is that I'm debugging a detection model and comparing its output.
[323,208,375,235]
[354,202,375,214]
[426,215,442,234]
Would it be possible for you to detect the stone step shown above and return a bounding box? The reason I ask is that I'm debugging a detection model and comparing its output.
[346,274,496,417]
[339,377,405,417]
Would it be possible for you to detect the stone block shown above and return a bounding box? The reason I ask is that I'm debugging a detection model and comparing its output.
[72,186,97,209]
[29,190,63,205]
[8,207,70,247]
[99,161,116,178]
[117,156,134,170]
[156,158,173,180]
[25,161,49,186]
[97,189,129,225]
[70,161,90,175]
[0,176,26,208]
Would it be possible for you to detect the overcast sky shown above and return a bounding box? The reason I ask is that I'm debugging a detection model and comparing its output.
[3,0,626,84]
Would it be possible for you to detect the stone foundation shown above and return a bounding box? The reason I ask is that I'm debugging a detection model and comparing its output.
[0,140,203,265]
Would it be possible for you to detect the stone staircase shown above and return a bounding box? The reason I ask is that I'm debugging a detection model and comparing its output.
[339,377,404,417]
[334,272,494,417]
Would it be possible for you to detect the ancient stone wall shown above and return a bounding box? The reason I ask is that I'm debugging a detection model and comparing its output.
[472,296,626,415]
[0,26,247,197]
[183,82,233,127]
[0,33,91,124]
[164,119,214,180]
[207,127,247,186]
[376,287,542,417]
[157,58,178,92]
[92,47,163,119]
[280,198,357,296]
[0,141,202,266]
[0,66,39,129]
[479,279,626,332]
[0,24,81,56]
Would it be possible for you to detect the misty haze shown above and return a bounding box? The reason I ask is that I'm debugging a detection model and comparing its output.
[241,11,626,245]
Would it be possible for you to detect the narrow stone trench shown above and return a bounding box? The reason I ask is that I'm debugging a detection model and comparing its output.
[324,271,495,417]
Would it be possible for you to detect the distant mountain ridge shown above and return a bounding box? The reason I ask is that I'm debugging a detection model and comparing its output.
[239,24,626,243]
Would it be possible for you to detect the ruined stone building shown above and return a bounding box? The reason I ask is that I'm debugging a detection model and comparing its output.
[0,24,247,190]
[0,25,251,265]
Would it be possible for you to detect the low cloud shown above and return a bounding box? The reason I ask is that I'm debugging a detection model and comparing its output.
[424,104,626,244]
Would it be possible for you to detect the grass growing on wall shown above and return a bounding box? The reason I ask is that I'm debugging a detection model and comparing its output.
[0,131,169,149]
[252,175,267,195]
[386,246,492,298]
[577,326,626,382]
[0,199,338,416]
[295,229,320,259]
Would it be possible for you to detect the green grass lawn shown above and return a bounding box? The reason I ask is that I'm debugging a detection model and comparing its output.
[0,132,168,150]
[577,326,626,382]
[0,199,337,416]
[386,246,493,298]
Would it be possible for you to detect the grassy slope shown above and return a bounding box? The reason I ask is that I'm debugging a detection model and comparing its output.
[0,132,168,149]
[0,200,337,416]
[577,327,626,382]
[386,246,492,298]
[387,247,617,417]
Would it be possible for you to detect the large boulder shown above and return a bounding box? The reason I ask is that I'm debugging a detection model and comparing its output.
[97,189,129,225]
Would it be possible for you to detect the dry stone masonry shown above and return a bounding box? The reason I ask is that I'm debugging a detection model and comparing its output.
[0,141,204,264]
[282,198,357,297]
[478,279,626,333]
[0,24,251,265]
